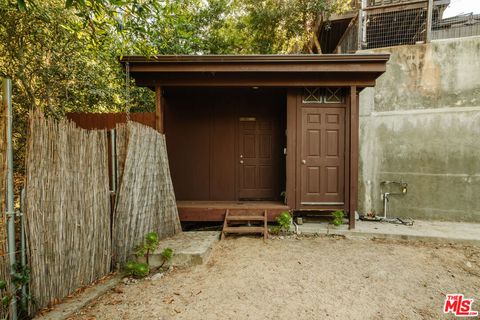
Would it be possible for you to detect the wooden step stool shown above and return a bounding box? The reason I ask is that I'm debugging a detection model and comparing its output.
[221,209,268,240]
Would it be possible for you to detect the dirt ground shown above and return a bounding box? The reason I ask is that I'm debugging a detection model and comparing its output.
[70,236,480,320]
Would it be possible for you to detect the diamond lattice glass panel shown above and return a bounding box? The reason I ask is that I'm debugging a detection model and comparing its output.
[324,88,345,103]
[302,88,323,103]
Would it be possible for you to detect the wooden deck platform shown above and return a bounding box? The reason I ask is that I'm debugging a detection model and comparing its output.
[177,201,290,222]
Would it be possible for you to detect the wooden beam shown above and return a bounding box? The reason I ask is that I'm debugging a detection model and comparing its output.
[140,79,377,88]
[135,72,381,88]
[329,12,358,21]
[155,85,164,133]
[286,89,297,209]
[349,86,359,229]
[130,62,388,73]
[364,0,427,14]
[178,207,287,222]
[121,54,390,64]
[335,14,359,53]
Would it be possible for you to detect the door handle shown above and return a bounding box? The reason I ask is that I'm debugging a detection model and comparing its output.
[302,159,306,164]
[240,160,244,164]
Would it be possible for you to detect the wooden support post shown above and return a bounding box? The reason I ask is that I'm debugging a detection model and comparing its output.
[286,89,297,209]
[155,85,164,133]
[349,86,359,229]
[344,94,351,221]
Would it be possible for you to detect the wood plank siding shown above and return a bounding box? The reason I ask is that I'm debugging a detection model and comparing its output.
[108,54,389,227]
[67,112,156,130]
[165,88,286,202]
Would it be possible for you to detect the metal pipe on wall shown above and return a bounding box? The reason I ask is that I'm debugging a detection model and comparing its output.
[380,181,408,220]
[3,78,18,320]
[382,192,390,219]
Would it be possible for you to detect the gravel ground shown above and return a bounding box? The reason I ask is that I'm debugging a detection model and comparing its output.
[69,236,480,320]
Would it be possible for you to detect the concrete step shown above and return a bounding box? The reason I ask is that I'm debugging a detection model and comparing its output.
[138,231,220,268]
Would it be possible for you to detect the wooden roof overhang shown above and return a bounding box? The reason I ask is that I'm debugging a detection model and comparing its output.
[119,54,389,88]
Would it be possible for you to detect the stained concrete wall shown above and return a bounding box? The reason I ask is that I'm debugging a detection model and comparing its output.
[359,36,480,222]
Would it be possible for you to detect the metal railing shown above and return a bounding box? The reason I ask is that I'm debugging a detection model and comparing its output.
[334,0,480,52]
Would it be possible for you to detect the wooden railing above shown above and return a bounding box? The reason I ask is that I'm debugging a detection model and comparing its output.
[367,0,425,8]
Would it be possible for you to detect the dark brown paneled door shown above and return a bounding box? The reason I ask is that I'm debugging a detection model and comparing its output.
[299,107,345,205]
[238,118,277,200]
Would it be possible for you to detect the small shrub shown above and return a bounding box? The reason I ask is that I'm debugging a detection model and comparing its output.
[125,232,174,278]
[275,211,292,234]
[161,248,173,263]
[124,261,150,278]
[132,262,150,278]
[269,225,281,235]
[331,210,344,226]
[145,232,159,247]
[125,260,137,273]
[136,231,160,264]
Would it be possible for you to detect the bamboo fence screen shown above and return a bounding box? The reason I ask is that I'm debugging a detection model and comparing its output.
[25,111,111,312]
[112,122,181,265]
[0,91,9,319]
[23,113,181,313]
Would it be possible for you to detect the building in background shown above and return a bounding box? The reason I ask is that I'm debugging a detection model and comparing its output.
[317,1,480,222]
[317,0,480,53]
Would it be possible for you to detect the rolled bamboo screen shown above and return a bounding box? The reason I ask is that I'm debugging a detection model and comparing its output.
[25,111,111,312]
[112,122,181,266]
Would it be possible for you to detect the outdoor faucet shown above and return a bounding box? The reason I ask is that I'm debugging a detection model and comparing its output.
[380,181,408,219]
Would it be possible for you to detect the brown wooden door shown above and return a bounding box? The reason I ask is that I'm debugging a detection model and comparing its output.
[238,117,278,200]
[298,107,345,206]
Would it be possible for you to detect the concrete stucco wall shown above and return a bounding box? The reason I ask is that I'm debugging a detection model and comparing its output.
[359,36,480,222]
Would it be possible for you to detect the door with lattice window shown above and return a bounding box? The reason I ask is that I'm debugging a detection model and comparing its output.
[297,88,346,206]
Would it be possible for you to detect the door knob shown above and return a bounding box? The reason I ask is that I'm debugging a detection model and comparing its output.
[302,160,306,164]
[240,160,244,164]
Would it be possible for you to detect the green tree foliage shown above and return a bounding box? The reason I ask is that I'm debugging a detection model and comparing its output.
[1,0,349,176]
[236,0,353,53]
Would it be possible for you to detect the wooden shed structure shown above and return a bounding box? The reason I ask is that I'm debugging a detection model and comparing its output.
[116,54,389,229]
